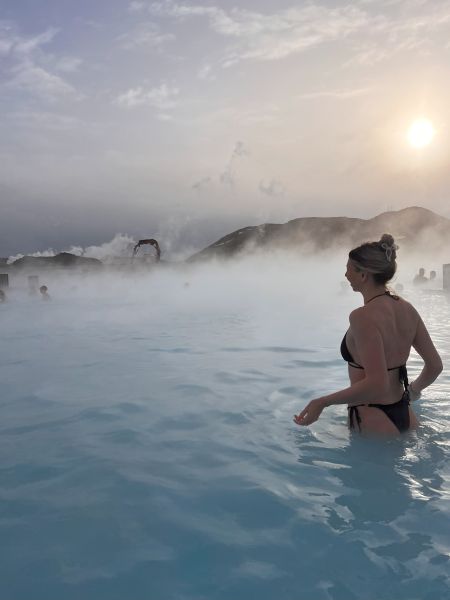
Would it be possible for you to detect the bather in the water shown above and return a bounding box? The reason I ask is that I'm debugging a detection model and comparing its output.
[39,285,51,301]
[294,234,443,435]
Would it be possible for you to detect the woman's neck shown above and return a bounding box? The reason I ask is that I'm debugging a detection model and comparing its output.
[362,286,387,305]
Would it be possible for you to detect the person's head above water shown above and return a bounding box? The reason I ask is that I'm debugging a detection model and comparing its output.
[40,285,48,293]
[347,233,398,286]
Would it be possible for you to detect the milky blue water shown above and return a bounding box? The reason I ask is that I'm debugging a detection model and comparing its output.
[1,259,449,600]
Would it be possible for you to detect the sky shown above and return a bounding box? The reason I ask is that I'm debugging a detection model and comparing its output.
[1,0,450,256]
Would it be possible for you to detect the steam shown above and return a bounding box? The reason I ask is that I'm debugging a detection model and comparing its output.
[220,141,249,188]
[7,247,57,264]
[6,227,214,265]
[7,234,141,264]
[5,208,450,287]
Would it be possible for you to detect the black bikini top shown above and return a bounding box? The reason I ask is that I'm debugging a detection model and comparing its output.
[340,333,362,368]
[340,290,408,387]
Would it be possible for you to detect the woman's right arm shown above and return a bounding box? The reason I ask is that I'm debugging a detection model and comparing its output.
[410,314,443,397]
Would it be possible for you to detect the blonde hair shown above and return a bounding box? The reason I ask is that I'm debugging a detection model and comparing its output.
[349,233,397,285]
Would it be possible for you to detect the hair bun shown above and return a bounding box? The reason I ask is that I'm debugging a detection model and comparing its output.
[379,233,395,247]
[379,233,397,262]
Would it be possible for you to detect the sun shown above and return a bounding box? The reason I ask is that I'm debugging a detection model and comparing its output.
[407,118,435,149]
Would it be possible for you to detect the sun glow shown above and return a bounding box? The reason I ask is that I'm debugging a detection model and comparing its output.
[407,118,435,149]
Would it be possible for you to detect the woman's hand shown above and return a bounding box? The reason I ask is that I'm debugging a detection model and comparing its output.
[293,398,326,426]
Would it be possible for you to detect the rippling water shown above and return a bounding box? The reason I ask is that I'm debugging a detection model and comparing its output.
[1,260,449,600]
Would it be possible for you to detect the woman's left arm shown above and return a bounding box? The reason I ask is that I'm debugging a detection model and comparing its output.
[294,309,389,426]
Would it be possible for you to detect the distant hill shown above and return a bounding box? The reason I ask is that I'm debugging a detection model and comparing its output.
[10,252,102,270]
[187,206,450,262]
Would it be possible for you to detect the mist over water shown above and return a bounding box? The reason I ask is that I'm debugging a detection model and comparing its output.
[1,251,449,599]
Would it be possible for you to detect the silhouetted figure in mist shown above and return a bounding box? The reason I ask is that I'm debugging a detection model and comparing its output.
[413,268,428,286]
[0,289,6,303]
[40,285,51,301]
[429,270,436,282]
[133,239,161,261]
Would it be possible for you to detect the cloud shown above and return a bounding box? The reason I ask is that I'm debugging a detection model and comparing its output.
[297,86,373,100]
[129,1,147,12]
[117,22,175,50]
[114,82,179,109]
[148,1,370,64]
[0,21,17,56]
[12,27,59,55]
[6,61,80,102]
[54,56,83,73]
[0,23,81,103]
[144,1,450,67]
[344,2,450,66]
[197,63,214,80]
[347,36,433,68]
[0,23,58,58]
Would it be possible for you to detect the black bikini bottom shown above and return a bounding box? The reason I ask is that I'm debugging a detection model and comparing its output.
[348,390,411,433]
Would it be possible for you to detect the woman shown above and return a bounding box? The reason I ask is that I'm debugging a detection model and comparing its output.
[294,234,443,435]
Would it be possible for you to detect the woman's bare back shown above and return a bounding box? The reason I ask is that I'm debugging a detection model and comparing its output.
[346,295,419,373]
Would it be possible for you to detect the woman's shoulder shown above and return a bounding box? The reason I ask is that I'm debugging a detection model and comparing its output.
[349,306,364,320]
[396,295,419,318]
[349,306,376,327]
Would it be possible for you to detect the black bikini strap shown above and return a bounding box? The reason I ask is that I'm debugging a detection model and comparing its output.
[348,406,362,431]
[366,290,400,304]
[398,364,409,389]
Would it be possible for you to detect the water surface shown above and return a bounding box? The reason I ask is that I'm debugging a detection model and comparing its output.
[1,261,449,599]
